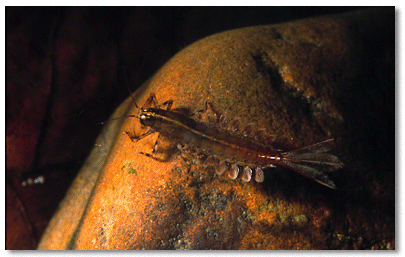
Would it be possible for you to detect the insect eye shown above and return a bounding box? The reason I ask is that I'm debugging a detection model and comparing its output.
[139,112,155,126]
[140,113,150,120]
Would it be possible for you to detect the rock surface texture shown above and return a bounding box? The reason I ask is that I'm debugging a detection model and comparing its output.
[38,8,394,250]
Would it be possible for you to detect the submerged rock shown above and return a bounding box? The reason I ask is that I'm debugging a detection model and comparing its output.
[38,8,394,250]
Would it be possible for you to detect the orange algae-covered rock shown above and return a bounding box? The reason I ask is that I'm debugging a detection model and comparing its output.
[38,8,394,250]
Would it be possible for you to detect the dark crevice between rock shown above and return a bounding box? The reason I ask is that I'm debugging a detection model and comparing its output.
[251,52,283,93]
[251,51,326,137]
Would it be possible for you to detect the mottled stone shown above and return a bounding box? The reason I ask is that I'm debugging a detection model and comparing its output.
[38,8,394,250]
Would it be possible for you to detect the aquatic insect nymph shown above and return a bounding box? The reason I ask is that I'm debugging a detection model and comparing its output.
[123,92,344,189]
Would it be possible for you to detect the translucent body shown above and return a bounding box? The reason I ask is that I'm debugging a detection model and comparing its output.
[125,93,344,188]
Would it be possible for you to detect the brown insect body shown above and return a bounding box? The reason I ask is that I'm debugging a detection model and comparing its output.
[126,93,344,189]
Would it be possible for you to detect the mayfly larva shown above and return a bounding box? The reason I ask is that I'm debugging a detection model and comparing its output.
[118,92,344,189]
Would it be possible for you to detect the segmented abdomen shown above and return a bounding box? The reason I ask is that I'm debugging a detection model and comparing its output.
[165,120,278,167]
[126,93,342,187]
